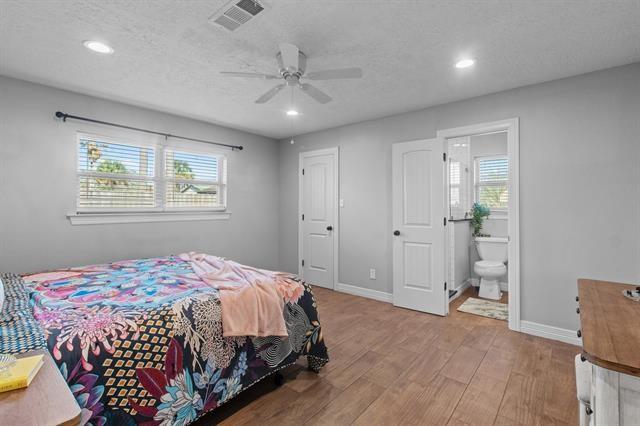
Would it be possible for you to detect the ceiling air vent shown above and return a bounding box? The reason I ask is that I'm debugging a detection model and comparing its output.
[210,0,268,32]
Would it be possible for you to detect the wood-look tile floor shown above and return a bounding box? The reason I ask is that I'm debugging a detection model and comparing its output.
[199,287,580,425]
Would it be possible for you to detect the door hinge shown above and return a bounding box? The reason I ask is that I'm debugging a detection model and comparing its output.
[443,152,447,162]
[444,217,447,226]
[301,259,305,267]
[302,214,304,221]
[302,168,305,175]
[444,282,447,291]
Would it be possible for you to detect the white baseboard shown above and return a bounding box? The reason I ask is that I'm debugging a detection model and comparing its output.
[449,280,471,302]
[520,320,582,347]
[335,285,581,347]
[336,283,393,303]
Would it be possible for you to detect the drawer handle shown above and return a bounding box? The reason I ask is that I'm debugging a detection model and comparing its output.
[575,296,579,302]
[576,307,580,314]
[577,330,582,338]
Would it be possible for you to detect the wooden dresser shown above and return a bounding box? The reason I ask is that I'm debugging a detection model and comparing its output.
[577,279,640,425]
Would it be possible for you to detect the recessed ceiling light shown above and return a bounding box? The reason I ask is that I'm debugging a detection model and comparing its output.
[83,40,114,54]
[286,110,299,116]
[455,58,475,69]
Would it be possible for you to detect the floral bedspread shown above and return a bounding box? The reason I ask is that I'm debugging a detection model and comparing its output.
[22,256,328,426]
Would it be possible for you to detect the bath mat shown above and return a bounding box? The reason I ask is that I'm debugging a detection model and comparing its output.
[457,297,508,321]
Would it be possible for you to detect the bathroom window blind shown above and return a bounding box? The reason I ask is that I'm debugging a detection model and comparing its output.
[77,134,156,211]
[164,149,226,210]
[475,156,508,211]
[449,161,461,206]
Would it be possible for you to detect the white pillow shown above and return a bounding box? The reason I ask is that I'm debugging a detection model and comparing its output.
[0,276,4,311]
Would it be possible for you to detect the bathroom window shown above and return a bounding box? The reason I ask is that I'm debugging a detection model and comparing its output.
[447,137,471,220]
[474,156,508,212]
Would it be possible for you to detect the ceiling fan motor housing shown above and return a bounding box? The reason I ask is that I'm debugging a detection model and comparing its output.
[277,51,307,80]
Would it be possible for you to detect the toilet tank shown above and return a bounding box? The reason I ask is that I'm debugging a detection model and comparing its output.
[475,236,508,262]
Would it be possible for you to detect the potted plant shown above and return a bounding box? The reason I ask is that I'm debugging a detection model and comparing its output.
[470,203,491,237]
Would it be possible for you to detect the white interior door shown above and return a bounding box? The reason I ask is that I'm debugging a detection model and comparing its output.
[300,148,337,289]
[392,139,446,315]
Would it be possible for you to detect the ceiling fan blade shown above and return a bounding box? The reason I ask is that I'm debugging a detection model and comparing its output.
[220,71,280,80]
[255,84,286,104]
[305,67,363,80]
[299,83,332,104]
[279,43,299,72]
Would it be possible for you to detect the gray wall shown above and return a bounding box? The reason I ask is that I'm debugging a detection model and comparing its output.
[0,76,280,273]
[278,63,640,331]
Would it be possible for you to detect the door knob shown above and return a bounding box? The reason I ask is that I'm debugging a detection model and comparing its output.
[394,230,400,236]
[326,226,333,231]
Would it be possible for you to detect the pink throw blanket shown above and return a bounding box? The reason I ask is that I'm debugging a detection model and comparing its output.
[179,252,304,338]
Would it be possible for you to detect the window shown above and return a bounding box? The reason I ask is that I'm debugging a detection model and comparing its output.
[447,137,471,220]
[474,156,508,211]
[165,149,225,209]
[449,160,461,207]
[76,133,227,213]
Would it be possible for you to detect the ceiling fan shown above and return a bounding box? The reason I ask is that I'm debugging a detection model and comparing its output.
[220,43,362,104]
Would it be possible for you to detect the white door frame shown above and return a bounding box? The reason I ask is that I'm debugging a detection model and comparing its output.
[437,118,520,331]
[298,147,340,289]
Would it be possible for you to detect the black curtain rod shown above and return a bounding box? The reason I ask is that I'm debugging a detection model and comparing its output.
[54,111,243,151]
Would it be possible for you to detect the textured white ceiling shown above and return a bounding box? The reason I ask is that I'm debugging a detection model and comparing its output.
[1,0,639,139]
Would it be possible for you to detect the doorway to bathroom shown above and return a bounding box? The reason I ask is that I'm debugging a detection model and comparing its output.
[437,119,520,331]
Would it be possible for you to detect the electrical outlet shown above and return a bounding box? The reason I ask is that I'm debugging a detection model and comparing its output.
[369,268,376,280]
[339,199,345,208]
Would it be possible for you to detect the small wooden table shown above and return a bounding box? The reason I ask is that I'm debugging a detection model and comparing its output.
[0,349,81,426]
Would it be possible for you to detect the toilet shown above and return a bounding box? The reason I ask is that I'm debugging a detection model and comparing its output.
[474,236,508,300]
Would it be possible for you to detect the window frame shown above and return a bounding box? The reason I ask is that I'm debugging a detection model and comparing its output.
[163,146,227,212]
[75,131,228,215]
[473,154,508,216]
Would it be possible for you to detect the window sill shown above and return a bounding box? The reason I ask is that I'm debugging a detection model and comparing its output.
[67,211,231,225]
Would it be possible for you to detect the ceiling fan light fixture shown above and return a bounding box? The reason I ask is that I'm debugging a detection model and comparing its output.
[83,40,114,54]
[455,58,475,69]
[286,109,299,116]
[221,43,362,105]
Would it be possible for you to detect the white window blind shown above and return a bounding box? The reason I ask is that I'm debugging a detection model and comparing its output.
[165,149,226,209]
[76,133,227,213]
[449,160,461,206]
[77,135,156,211]
[475,156,508,210]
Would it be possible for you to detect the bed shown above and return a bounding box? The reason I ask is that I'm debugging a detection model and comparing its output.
[0,255,328,425]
